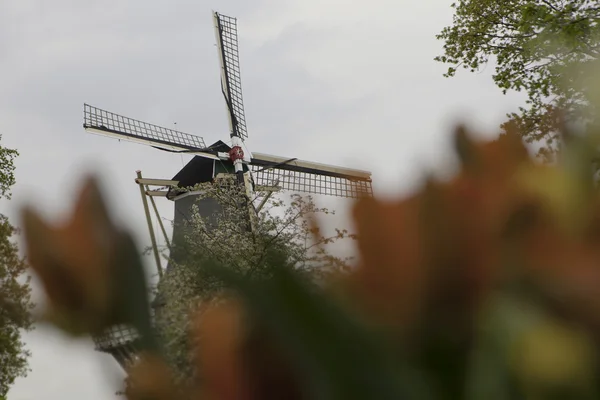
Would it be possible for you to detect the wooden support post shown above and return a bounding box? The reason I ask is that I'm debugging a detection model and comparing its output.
[256,190,274,213]
[256,178,279,213]
[147,191,171,251]
[136,170,163,278]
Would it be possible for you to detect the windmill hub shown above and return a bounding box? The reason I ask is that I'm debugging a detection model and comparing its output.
[229,146,244,162]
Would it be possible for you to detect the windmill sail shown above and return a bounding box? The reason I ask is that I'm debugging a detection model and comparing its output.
[83,103,207,151]
[213,12,248,140]
[250,153,373,198]
[83,103,372,198]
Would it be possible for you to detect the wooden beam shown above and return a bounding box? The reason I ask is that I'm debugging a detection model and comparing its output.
[147,190,171,251]
[136,171,163,278]
[145,190,169,197]
[251,152,371,180]
[135,178,179,186]
[255,185,282,192]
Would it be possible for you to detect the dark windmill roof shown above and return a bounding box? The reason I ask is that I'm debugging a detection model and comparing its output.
[167,140,246,199]
[173,141,231,184]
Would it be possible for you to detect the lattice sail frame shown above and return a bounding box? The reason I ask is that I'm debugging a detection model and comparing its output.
[83,103,373,198]
[93,324,138,349]
[213,12,248,140]
[83,103,207,151]
[251,166,373,198]
[93,324,139,368]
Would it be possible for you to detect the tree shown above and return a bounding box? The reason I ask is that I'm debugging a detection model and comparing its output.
[153,177,354,386]
[435,0,600,159]
[0,137,34,397]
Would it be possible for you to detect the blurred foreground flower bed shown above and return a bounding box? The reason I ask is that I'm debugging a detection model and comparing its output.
[20,122,600,399]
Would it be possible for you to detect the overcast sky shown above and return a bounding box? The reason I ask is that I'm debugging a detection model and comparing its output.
[2,1,524,399]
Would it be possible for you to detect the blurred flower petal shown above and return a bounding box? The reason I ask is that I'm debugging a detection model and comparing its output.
[125,353,182,400]
[21,176,124,334]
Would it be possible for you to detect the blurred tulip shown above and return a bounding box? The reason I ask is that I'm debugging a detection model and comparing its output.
[347,127,531,334]
[349,193,425,332]
[192,297,302,400]
[21,176,136,335]
[125,353,182,400]
[192,299,248,400]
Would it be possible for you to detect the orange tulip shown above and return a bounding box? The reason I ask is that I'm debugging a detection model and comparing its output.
[21,176,125,334]
[125,353,182,400]
[192,299,248,400]
[192,298,302,400]
[344,126,533,335]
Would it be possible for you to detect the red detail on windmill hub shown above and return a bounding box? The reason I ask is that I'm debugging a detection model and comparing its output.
[229,146,244,161]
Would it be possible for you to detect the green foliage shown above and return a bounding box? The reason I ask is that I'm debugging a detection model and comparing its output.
[0,136,33,397]
[435,0,600,158]
[0,216,33,397]
[0,138,18,200]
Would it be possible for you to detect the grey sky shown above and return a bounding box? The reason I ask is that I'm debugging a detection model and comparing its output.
[2,1,524,399]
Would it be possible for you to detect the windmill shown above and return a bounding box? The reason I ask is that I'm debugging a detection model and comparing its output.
[84,11,373,368]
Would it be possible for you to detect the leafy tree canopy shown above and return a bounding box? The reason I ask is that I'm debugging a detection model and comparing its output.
[435,0,600,158]
[0,136,34,397]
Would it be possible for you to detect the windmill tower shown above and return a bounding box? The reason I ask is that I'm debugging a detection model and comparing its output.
[83,11,373,368]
